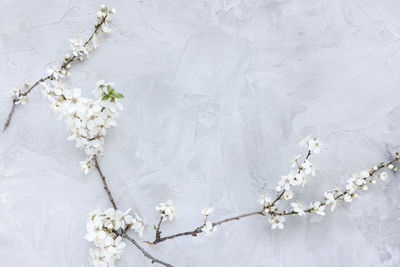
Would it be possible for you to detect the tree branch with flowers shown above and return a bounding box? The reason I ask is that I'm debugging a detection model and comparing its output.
[6,5,400,267]
[143,136,399,246]
[42,75,399,266]
[2,5,115,132]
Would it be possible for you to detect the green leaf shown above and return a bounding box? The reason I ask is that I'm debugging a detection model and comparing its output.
[113,93,124,99]
[107,85,115,93]
[101,95,110,101]
[153,225,157,230]
[48,91,56,96]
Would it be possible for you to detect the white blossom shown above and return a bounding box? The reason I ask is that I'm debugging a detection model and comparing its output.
[283,189,293,200]
[70,37,89,58]
[302,159,316,176]
[258,193,271,206]
[156,200,176,222]
[86,208,144,267]
[324,192,336,212]
[344,193,355,203]
[12,86,28,105]
[299,135,321,154]
[80,160,91,175]
[47,67,64,80]
[44,80,123,174]
[290,202,306,216]
[310,201,325,216]
[202,221,217,235]
[270,216,285,230]
[202,207,214,216]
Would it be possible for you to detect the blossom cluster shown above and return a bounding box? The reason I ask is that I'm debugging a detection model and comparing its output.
[274,136,321,201]
[201,207,217,235]
[44,80,123,174]
[46,5,115,82]
[156,200,177,222]
[11,5,115,108]
[85,208,145,267]
[12,85,29,105]
[261,136,397,230]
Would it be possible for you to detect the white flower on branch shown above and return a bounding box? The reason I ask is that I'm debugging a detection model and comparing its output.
[202,221,217,235]
[156,200,176,222]
[258,193,271,207]
[283,189,293,200]
[70,37,89,58]
[323,192,336,212]
[290,202,305,216]
[12,86,28,105]
[202,207,214,216]
[299,135,321,154]
[47,67,65,80]
[86,208,145,267]
[310,201,325,216]
[269,215,285,230]
[44,80,124,174]
[302,159,315,176]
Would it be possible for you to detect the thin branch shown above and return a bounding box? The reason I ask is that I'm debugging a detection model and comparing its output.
[3,101,16,132]
[154,217,163,242]
[2,14,108,132]
[148,210,265,245]
[93,155,174,267]
[122,233,174,267]
[93,155,118,210]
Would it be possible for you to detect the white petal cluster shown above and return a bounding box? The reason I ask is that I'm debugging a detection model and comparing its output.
[85,208,145,267]
[343,170,370,202]
[202,221,217,235]
[201,207,217,235]
[12,85,28,105]
[269,215,285,230]
[201,207,214,216]
[97,5,115,33]
[44,80,123,174]
[299,135,322,154]
[290,202,305,216]
[323,192,336,211]
[276,136,321,198]
[70,37,89,59]
[309,201,325,216]
[156,200,176,222]
[258,193,271,207]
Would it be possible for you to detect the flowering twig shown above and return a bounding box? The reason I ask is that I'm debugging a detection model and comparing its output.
[91,156,174,267]
[148,211,264,245]
[146,137,399,246]
[2,5,115,133]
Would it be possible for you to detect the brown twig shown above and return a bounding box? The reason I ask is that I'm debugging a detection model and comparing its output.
[149,210,265,245]
[154,217,163,242]
[93,155,174,267]
[93,155,118,210]
[122,233,174,267]
[2,14,108,133]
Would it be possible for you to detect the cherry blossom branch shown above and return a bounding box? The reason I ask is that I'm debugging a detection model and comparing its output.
[2,5,113,133]
[146,137,398,245]
[147,210,265,245]
[92,156,174,267]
